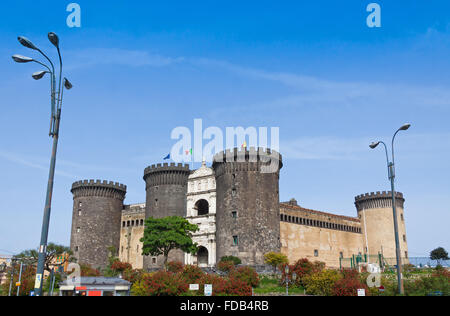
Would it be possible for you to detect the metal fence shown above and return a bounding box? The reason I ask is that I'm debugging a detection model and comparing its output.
[340,254,449,270]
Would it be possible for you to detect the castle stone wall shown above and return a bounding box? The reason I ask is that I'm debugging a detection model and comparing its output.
[280,202,363,268]
[355,191,409,261]
[213,148,283,265]
[70,180,126,269]
[119,204,145,269]
[143,163,190,270]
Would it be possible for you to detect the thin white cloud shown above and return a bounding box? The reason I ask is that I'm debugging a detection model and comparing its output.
[65,48,185,70]
[191,57,450,111]
[0,151,77,179]
[280,132,450,161]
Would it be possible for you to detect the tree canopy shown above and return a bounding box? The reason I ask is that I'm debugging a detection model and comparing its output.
[15,243,73,273]
[140,216,199,269]
[430,247,449,265]
[264,252,289,272]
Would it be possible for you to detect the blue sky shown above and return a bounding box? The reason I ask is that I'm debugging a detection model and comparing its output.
[0,1,449,257]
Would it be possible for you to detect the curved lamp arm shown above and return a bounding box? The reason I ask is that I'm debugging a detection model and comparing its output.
[391,123,411,175]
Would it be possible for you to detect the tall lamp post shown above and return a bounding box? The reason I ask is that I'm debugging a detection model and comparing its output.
[369,123,411,295]
[284,265,297,296]
[12,33,73,296]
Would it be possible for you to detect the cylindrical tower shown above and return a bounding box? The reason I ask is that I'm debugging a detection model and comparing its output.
[70,180,127,269]
[355,191,408,261]
[143,163,190,269]
[212,147,283,266]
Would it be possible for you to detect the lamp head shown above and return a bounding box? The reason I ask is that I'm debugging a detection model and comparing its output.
[32,70,48,80]
[284,265,289,274]
[63,78,73,90]
[399,123,411,131]
[12,54,33,63]
[18,36,38,50]
[48,32,59,48]
[369,141,380,149]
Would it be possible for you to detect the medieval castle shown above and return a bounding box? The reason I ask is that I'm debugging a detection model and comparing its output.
[70,147,408,270]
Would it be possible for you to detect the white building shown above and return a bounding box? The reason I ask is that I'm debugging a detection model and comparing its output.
[185,161,217,267]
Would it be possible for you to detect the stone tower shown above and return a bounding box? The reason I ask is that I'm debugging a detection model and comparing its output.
[355,191,409,261]
[212,147,283,265]
[70,180,127,269]
[143,163,190,269]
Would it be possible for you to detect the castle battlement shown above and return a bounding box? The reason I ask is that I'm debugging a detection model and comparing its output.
[143,163,191,187]
[71,180,127,200]
[212,147,283,176]
[72,179,127,190]
[144,163,190,175]
[213,147,282,163]
[354,191,405,212]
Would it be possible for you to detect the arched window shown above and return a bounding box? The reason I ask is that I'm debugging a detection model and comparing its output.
[195,199,209,216]
[197,246,209,266]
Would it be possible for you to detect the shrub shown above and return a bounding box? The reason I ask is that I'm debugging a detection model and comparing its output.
[122,269,146,284]
[405,271,450,296]
[194,273,253,296]
[217,260,235,273]
[131,279,149,296]
[264,252,289,273]
[200,274,229,296]
[303,269,342,296]
[281,258,324,287]
[220,256,241,265]
[229,266,259,287]
[402,264,417,274]
[141,270,188,296]
[312,261,326,273]
[181,265,205,284]
[379,268,450,296]
[167,261,184,273]
[333,269,369,296]
[79,264,101,277]
[111,261,132,273]
[226,277,253,296]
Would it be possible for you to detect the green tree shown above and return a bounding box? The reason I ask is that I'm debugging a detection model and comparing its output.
[264,252,289,273]
[140,216,199,270]
[430,247,449,266]
[15,243,73,273]
[1,264,36,296]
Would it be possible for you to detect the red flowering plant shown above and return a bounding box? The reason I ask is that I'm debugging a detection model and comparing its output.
[280,258,321,287]
[217,260,235,273]
[332,269,369,296]
[122,269,145,284]
[181,264,205,284]
[198,273,252,296]
[229,266,259,288]
[167,261,184,273]
[79,264,101,277]
[142,270,189,296]
[226,277,253,296]
[111,261,132,273]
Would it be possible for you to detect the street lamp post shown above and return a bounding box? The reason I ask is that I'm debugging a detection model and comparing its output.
[16,261,23,296]
[284,265,297,296]
[8,259,15,296]
[370,123,411,295]
[12,33,72,296]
